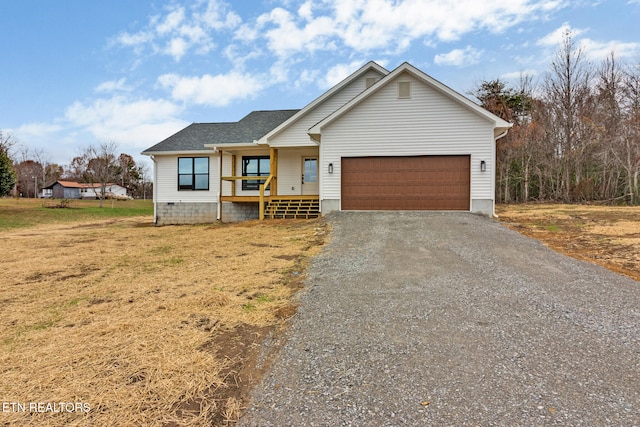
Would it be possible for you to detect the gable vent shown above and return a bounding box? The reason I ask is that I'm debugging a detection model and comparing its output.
[365,77,378,89]
[398,81,411,98]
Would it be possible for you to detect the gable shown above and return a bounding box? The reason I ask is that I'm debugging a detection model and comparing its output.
[309,62,511,139]
[324,71,492,139]
[259,62,389,147]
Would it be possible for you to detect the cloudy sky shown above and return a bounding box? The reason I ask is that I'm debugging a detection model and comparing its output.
[1,0,639,168]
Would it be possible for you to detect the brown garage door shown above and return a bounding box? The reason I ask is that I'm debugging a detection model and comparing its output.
[341,155,470,210]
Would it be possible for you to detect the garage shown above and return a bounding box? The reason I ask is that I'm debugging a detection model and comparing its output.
[341,155,470,210]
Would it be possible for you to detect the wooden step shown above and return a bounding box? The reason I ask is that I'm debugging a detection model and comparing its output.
[264,198,320,219]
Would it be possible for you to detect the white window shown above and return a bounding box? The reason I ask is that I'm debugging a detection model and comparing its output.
[398,81,411,98]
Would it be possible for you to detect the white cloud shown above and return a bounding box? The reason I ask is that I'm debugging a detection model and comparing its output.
[165,37,189,60]
[296,69,320,89]
[156,7,186,34]
[198,0,241,30]
[254,7,337,57]
[95,78,132,93]
[157,72,264,106]
[536,22,586,47]
[501,69,539,80]
[64,96,186,149]
[14,123,64,139]
[116,31,154,47]
[580,38,640,61]
[535,22,640,63]
[242,0,569,58]
[434,46,483,67]
[321,60,366,88]
[113,0,241,61]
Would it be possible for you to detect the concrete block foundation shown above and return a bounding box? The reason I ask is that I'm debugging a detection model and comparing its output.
[155,202,217,225]
[220,202,260,222]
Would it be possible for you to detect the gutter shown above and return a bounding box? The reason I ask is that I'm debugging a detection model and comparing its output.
[495,128,509,140]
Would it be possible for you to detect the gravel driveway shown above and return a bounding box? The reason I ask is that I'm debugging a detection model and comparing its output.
[241,211,639,426]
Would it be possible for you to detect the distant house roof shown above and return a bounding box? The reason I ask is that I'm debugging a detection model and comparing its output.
[142,109,300,154]
[45,181,121,189]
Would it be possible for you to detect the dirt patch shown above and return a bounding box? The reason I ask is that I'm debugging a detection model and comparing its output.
[496,203,640,281]
[167,323,284,426]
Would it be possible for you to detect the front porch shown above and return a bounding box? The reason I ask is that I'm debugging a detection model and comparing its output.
[220,195,320,219]
[219,147,319,220]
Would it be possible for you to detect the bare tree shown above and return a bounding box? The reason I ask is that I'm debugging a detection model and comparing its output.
[542,30,595,201]
[64,156,87,181]
[619,59,640,203]
[14,160,43,198]
[81,142,122,208]
[592,52,625,201]
[137,161,151,200]
[0,131,17,156]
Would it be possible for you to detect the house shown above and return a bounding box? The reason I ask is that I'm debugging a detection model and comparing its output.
[142,61,512,225]
[45,180,128,199]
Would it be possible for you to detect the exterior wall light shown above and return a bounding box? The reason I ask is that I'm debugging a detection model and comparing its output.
[480,160,486,172]
[328,163,334,174]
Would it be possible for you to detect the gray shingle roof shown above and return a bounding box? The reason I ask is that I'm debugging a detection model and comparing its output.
[142,109,300,153]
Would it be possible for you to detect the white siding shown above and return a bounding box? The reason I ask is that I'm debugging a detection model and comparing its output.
[320,72,496,202]
[276,148,319,195]
[154,154,219,203]
[269,70,386,148]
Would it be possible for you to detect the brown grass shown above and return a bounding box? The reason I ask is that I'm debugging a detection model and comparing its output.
[0,216,328,426]
[497,203,640,281]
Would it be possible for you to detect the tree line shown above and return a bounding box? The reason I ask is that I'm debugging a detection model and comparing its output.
[473,32,640,205]
[0,137,151,202]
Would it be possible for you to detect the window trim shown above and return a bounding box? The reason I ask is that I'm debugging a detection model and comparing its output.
[241,155,270,191]
[178,157,210,191]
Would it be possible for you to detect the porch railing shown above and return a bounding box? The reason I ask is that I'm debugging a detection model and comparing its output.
[220,175,273,220]
[259,175,274,220]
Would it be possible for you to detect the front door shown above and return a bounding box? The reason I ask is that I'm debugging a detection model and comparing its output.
[301,157,319,195]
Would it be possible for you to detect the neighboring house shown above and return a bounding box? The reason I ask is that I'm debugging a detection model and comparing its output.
[142,61,512,225]
[45,181,128,199]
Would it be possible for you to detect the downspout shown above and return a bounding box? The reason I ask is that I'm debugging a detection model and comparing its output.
[492,129,510,218]
[217,148,222,221]
[150,155,157,224]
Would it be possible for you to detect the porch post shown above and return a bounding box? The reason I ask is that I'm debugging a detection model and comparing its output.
[230,155,236,197]
[270,147,278,196]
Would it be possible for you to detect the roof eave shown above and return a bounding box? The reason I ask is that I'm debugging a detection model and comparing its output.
[141,149,215,156]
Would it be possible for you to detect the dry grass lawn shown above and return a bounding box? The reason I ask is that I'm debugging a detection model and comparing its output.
[3,200,637,425]
[497,203,640,281]
[0,211,327,426]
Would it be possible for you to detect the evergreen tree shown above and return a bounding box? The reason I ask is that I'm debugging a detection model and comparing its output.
[0,150,16,197]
